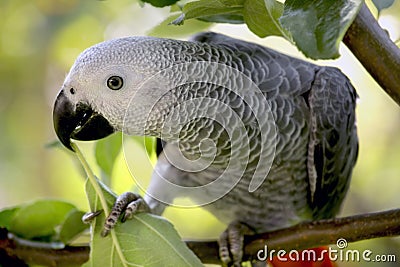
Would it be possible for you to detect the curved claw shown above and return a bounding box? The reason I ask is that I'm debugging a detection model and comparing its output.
[122,197,150,222]
[218,221,255,267]
[101,192,150,237]
[82,210,103,224]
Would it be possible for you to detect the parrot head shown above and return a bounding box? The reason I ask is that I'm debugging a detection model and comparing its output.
[53,37,172,151]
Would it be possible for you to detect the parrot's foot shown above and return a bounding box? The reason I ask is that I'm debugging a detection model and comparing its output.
[218,221,255,267]
[102,192,150,237]
[81,192,150,237]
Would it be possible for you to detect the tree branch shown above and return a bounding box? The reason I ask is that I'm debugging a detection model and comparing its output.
[1,209,399,266]
[0,228,89,267]
[187,209,400,264]
[343,3,400,106]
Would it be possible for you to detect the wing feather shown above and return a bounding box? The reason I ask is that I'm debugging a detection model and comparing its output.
[308,67,358,219]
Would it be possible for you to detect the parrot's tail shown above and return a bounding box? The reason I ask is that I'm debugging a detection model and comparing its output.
[268,247,337,267]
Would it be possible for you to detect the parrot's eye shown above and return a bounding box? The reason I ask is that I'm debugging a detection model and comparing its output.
[107,76,124,90]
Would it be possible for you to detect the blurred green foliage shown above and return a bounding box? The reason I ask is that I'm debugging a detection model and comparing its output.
[170,0,363,59]
[0,0,399,266]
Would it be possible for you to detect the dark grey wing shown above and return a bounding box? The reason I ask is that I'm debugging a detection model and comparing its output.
[308,67,358,219]
[192,32,359,219]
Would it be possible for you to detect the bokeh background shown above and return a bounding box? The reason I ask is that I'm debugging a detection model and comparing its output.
[0,0,399,266]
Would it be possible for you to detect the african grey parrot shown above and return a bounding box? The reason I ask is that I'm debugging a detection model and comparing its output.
[53,32,358,266]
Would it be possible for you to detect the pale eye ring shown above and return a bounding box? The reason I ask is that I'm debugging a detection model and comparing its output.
[107,76,124,90]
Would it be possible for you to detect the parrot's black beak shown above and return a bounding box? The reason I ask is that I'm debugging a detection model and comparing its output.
[53,90,114,151]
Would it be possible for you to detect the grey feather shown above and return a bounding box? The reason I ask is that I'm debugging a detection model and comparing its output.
[143,32,358,231]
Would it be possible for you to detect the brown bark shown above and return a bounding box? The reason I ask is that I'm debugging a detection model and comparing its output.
[343,3,400,106]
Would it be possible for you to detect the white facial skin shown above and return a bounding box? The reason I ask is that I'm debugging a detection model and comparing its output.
[60,37,178,135]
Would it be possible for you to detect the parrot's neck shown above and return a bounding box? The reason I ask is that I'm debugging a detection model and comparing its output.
[119,41,276,169]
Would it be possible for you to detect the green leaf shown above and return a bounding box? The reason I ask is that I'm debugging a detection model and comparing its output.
[280,0,363,59]
[95,132,122,178]
[142,0,180,8]
[59,209,89,244]
[147,13,212,38]
[198,14,244,24]
[372,0,395,13]
[84,178,203,267]
[243,0,286,38]
[172,0,244,25]
[9,200,76,239]
[0,207,20,228]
